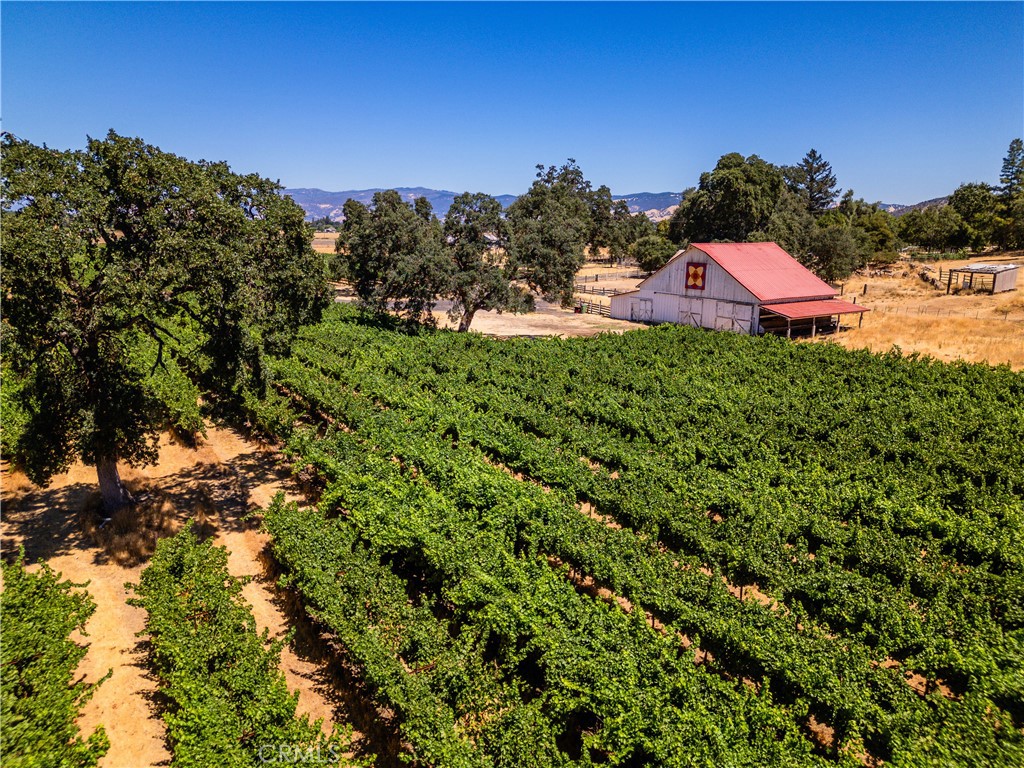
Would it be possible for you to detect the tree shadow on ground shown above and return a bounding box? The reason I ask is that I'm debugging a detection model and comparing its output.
[1,449,292,568]
[1,482,97,564]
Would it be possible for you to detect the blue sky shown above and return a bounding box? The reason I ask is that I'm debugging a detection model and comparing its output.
[2,2,1021,202]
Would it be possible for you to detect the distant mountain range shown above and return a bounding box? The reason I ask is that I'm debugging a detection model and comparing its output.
[284,187,945,225]
[283,188,684,223]
[877,197,949,216]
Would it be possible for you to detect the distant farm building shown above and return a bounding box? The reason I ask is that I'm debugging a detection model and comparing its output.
[944,263,1019,294]
[610,242,868,336]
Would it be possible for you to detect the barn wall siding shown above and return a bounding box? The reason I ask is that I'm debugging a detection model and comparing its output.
[639,250,758,305]
[608,244,855,335]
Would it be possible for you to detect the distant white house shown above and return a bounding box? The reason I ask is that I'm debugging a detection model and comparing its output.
[610,242,868,336]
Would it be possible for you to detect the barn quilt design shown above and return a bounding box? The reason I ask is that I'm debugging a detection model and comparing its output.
[685,262,706,290]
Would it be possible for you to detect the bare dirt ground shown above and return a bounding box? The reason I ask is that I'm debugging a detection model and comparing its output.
[429,297,646,337]
[1,426,381,767]
[330,245,1022,365]
[483,256,1024,369]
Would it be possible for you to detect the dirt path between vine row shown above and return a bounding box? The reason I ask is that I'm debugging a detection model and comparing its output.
[1,424,376,768]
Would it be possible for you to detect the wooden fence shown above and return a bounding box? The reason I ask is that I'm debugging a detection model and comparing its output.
[574,285,620,297]
[575,270,647,284]
[575,300,611,317]
[867,305,1020,322]
[936,268,996,293]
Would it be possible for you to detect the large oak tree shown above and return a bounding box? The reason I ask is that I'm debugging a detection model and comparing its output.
[442,192,531,332]
[1,131,329,511]
[334,190,448,325]
[507,160,592,306]
[667,153,789,244]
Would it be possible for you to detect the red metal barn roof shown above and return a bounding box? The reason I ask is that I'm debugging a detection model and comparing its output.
[761,299,870,319]
[691,242,836,302]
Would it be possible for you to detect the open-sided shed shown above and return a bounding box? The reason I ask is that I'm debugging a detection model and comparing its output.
[945,263,1019,294]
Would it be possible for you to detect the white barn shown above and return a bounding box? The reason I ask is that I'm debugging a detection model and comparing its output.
[610,242,868,336]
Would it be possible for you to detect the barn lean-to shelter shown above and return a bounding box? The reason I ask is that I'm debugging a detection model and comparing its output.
[610,242,869,336]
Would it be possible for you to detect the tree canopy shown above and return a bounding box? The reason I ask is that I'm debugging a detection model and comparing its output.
[334,191,448,325]
[442,192,532,332]
[785,149,841,215]
[506,160,593,306]
[667,153,789,244]
[330,160,655,331]
[1,131,329,510]
[663,151,913,280]
[999,138,1024,200]
[632,235,678,274]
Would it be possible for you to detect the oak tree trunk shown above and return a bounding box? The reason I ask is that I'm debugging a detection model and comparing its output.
[96,457,133,513]
[458,308,478,333]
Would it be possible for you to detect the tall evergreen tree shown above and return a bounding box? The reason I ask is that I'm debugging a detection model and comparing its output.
[785,149,841,215]
[999,138,1024,200]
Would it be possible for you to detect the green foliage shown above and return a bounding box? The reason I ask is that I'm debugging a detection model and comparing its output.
[949,183,1001,251]
[754,186,816,256]
[0,353,30,463]
[806,225,864,282]
[898,139,1024,252]
[127,524,364,768]
[631,234,677,273]
[999,138,1024,200]
[785,149,841,215]
[308,215,341,230]
[896,206,969,253]
[507,160,592,307]
[997,138,1024,249]
[666,151,905,280]
[442,192,531,332]
[585,187,650,265]
[668,153,789,244]
[334,191,448,325]
[1,551,110,768]
[0,131,328,508]
[246,304,1024,766]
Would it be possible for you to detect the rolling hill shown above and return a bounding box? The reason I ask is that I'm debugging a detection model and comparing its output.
[284,187,683,223]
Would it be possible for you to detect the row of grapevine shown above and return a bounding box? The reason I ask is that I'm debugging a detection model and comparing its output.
[127,525,365,768]
[288,308,1023,685]
[291,325,1023,696]
[268,374,1019,764]
[1,551,110,767]
[245,305,1023,765]
[264,428,829,766]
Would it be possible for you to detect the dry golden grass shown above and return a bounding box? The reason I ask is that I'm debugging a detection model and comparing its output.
[827,313,1024,370]
[77,478,218,566]
[311,231,338,254]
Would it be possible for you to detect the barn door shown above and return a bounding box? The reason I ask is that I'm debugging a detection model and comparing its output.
[714,302,736,331]
[678,306,700,327]
[638,298,653,322]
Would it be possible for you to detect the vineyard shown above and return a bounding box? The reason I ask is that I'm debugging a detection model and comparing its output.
[237,304,1023,766]
[1,552,110,767]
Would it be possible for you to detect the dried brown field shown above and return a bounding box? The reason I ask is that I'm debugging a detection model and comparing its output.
[824,257,1024,369]
[311,231,338,254]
